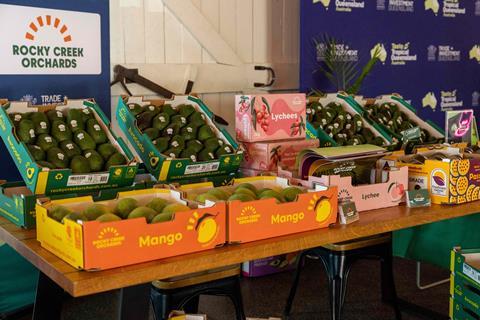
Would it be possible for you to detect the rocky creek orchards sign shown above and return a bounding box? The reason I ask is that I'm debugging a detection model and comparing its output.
[0,4,101,74]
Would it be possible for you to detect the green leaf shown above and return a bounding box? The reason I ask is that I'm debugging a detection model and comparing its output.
[252,111,257,131]
[250,97,256,116]
[261,97,271,114]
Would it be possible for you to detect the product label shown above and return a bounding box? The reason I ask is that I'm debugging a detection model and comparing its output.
[67,173,109,186]
[463,263,480,285]
[408,175,427,190]
[185,162,220,175]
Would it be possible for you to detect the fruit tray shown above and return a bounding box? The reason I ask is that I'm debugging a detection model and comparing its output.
[305,92,392,148]
[116,95,243,183]
[278,166,408,212]
[361,93,444,146]
[179,176,338,244]
[0,99,138,195]
[36,187,226,270]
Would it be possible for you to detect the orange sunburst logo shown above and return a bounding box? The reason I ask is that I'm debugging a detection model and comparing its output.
[25,15,72,42]
[98,227,120,239]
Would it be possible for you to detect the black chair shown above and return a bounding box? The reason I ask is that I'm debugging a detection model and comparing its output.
[151,265,246,320]
[284,233,402,320]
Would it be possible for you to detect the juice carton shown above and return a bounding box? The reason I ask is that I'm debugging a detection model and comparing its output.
[235,94,306,142]
[241,139,319,171]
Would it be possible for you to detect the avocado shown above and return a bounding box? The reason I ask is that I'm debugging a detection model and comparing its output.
[30,112,50,135]
[186,140,204,153]
[177,104,196,117]
[204,137,221,151]
[136,110,157,131]
[197,125,215,141]
[66,109,85,132]
[143,128,160,140]
[164,148,182,158]
[170,115,187,128]
[105,152,127,169]
[46,109,65,122]
[127,103,144,116]
[46,147,69,169]
[84,149,105,172]
[143,104,161,116]
[51,120,72,142]
[152,113,170,131]
[27,145,46,161]
[216,144,234,157]
[180,148,197,162]
[97,143,117,160]
[163,123,180,137]
[198,149,215,161]
[70,155,91,173]
[85,119,108,144]
[153,137,170,153]
[189,111,206,125]
[37,160,55,169]
[59,140,82,158]
[17,119,36,144]
[161,104,176,116]
[81,107,95,122]
[9,113,25,127]
[170,135,185,149]
[37,134,58,151]
[180,124,198,140]
[73,130,96,151]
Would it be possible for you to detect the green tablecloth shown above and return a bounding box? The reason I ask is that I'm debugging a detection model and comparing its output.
[393,213,480,269]
[0,243,37,314]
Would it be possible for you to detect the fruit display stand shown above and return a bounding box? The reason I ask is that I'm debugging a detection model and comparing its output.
[392,147,480,204]
[278,165,408,212]
[179,176,337,244]
[305,92,392,147]
[0,99,138,195]
[36,187,226,270]
[361,93,444,146]
[116,96,243,183]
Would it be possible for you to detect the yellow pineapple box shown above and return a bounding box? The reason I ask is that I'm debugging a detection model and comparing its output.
[36,187,226,270]
[392,147,480,204]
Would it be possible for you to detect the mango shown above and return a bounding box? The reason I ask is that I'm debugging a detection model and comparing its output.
[151,212,173,223]
[48,205,72,222]
[234,187,257,199]
[146,198,168,213]
[83,203,110,220]
[228,193,255,202]
[235,183,258,194]
[96,213,122,222]
[259,190,284,203]
[207,188,230,200]
[195,193,218,203]
[115,198,139,219]
[62,212,88,223]
[281,187,304,202]
[162,203,191,215]
[128,206,158,223]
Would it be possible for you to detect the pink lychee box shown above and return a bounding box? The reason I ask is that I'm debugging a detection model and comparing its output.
[235,93,306,142]
[278,166,408,212]
[241,139,319,171]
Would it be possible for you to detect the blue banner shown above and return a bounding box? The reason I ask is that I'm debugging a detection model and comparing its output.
[300,0,480,129]
[0,0,109,180]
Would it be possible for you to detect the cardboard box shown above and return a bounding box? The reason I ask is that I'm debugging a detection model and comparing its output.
[180,176,337,244]
[36,188,227,270]
[242,252,299,277]
[278,166,408,212]
[361,93,445,145]
[169,311,207,320]
[241,139,319,171]
[0,99,138,195]
[394,148,480,204]
[0,179,154,228]
[450,297,477,320]
[116,96,243,183]
[305,92,392,147]
[235,93,306,142]
[451,248,480,311]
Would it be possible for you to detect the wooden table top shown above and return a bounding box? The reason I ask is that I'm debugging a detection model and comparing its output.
[0,202,478,298]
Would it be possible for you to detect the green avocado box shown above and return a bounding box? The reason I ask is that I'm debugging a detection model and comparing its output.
[0,179,152,228]
[0,99,138,195]
[451,247,480,315]
[116,96,243,183]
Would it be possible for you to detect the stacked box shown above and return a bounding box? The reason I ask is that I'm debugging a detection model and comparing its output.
[305,92,392,148]
[117,96,242,183]
[0,99,138,195]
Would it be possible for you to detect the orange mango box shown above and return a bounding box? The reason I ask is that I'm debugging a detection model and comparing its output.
[180,176,338,244]
[36,188,226,270]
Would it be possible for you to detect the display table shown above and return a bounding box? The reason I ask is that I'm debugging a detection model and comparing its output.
[1,203,479,319]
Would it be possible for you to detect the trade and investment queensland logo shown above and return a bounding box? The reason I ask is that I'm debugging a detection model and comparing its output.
[0,4,101,75]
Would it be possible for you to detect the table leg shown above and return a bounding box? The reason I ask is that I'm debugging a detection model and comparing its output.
[32,272,64,320]
[118,283,151,320]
